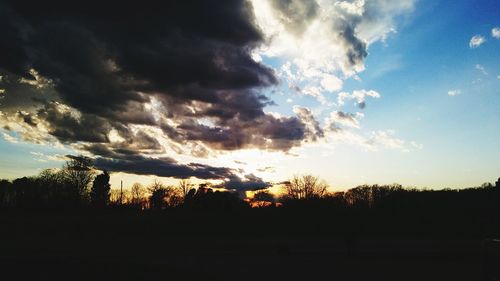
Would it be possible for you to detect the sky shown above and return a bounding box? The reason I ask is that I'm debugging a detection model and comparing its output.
[0,0,499,194]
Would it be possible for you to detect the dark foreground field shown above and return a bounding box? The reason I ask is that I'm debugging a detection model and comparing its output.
[1,209,499,281]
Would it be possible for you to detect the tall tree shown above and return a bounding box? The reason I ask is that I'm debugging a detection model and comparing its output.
[90,171,111,207]
[62,155,96,203]
[130,182,146,206]
[148,180,166,210]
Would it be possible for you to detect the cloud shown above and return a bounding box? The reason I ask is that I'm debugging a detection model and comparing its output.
[410,141,423,150]
[220,173,271,196]
[0,0,332,171]
[475,64,488,75]
[469,35,486,48]
[2,131,18,143]
[492,27,500,39]
[94,155,235,180]
[0,0,419,180]
[326,111,364,129]
[257,166,276,173]
[320,74,343,92]
[251,0,414,104]
[30,151,66,162]
[293,106,324,141]
[337,89,381,108]
[367,130,406,151]
[447,89,461,96]
[37,102,111,143]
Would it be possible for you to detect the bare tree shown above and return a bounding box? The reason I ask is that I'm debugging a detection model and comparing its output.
[130,182,146,205]
[62,155,96,202]
[178,179,194,198]
[282,175,328,200]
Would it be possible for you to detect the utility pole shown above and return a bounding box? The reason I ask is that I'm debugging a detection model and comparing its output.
[120,180,123,205]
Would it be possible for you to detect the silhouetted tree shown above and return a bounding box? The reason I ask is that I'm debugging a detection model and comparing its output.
[148,180,166,210]
[282,175,328,200]
[90,171,111,207]
[251,190,275,207]
[110,189,130,205]
[344,185,372,208]
[178,179,194,198]
[62,155,96,203]
[130,182,146,207]
[12,177,36,207]
[0,179,12,207]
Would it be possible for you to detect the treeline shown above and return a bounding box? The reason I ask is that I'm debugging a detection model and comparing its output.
[0,155,499,213]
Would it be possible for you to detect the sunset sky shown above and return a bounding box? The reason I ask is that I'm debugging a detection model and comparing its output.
[0,0,499,193]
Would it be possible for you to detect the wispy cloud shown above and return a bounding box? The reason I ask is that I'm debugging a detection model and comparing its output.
[475,64,488,75]
[2,132,18,143]
[30,152,67,162]
[447,89,461,96]
[469,35,486,48]
[492,27,500,39]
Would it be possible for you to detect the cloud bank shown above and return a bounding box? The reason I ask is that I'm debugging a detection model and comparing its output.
[0,0,418,183]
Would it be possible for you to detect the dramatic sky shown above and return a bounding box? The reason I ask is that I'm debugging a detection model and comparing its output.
[0,0,499,193]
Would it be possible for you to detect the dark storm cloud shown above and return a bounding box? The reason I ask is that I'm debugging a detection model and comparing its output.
[37,102,111,143]
[221,174,271,195]
[0,4,32,78]
[162,112,311,151]
[0,0,272,117]
[0,0,327,178]
[94,155,234,180]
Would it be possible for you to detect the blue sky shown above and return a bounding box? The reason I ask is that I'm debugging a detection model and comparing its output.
[1,0,499,190]
[253,0,500,188]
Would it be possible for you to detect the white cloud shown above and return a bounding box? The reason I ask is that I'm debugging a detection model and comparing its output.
[251,0,414,105]
[368,130,405,151]
[492,27,500,39]
[410,141,423,150]
[320,74,343,92]
[447,89,461,96]
[326,127,417,153]
[337,89,381,108]
[30,151,66,162]
[469,35,486,48]
[475,64,488,75]
[2,132,19,143]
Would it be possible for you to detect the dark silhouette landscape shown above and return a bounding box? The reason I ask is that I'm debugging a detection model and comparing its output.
[1,156,499,280]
